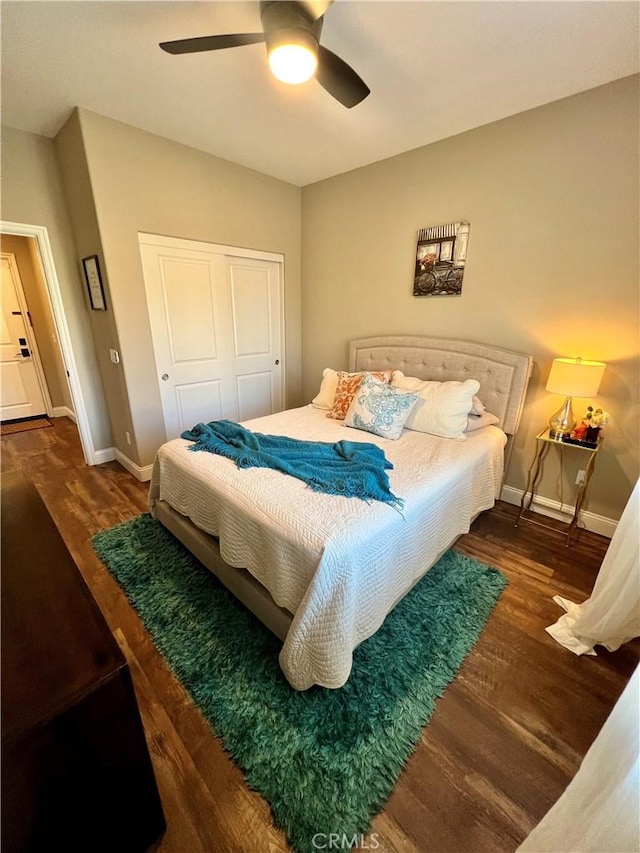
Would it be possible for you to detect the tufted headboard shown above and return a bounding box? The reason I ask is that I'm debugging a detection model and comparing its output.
[349,335,533,437]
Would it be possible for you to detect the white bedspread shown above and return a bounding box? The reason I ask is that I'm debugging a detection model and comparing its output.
[149,406,506,690]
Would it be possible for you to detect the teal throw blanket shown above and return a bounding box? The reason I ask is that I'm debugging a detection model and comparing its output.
[181,419,403,508]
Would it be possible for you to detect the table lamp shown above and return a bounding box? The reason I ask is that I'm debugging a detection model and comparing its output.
[546,357,606,439]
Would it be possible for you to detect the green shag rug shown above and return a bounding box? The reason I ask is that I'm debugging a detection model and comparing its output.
[92,514,507,853]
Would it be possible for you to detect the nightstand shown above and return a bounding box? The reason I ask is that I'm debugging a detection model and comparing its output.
[514,427,602,546]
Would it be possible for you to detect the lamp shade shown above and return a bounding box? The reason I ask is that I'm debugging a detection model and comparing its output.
[545,358,606,398]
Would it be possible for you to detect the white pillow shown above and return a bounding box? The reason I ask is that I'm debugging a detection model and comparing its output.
[465,411,501,432]
[311,368,339,409]
[470,395,486,416]
[344,375,418,440]
[391,372,480,439]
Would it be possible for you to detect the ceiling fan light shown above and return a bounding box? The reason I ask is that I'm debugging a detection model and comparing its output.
[269,43,317,84]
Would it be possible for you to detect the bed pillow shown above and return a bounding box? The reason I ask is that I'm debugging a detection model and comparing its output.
[312,368,394,412]
[392,372,480,439]
[344,375,418,440]
[327,369,394,420]
[465,411,501,432]
[470,395,486,416]
[311,368,340,410]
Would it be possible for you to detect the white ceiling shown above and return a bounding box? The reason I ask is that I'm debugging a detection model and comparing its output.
[2,1,638,186]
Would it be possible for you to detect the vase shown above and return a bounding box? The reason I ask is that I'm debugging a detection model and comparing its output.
[585,425,600,443]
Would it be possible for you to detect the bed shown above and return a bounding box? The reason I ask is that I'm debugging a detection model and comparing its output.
[149,335,532,690]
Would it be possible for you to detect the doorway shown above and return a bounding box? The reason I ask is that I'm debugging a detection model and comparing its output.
[1,221,96,465]
[1,251,51,421]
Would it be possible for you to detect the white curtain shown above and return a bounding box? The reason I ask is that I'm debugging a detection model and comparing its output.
[546,478,640,655]
[517,665,640,852]
[518,481,640,852]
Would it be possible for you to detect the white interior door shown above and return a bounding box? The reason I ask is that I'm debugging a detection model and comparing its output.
[0,255,47,421]
[139,235,283,440]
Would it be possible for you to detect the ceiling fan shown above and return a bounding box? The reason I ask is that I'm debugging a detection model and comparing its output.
[159,0,370,109]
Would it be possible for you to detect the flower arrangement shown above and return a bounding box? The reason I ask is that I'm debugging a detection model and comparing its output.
[583,405,610,428]
[570,405,609,443]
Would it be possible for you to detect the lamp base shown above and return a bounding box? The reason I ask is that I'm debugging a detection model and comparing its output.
[549,427,572,440]
[548,396,575,440]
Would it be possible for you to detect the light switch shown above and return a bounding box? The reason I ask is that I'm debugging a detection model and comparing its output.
[109,348,120,364]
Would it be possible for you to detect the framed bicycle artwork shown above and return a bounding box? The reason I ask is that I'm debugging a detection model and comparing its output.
[413,221,470,297]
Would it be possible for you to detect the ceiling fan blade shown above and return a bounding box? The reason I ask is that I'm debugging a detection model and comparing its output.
[315,45,369,108]
[159,33,265,55]
[298,0,334,21]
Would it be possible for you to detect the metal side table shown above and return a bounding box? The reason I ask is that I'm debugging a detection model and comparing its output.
[515,427,602,546]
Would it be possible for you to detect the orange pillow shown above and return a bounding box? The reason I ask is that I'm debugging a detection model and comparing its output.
[327,370,394,420]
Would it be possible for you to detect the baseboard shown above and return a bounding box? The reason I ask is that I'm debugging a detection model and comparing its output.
[114,449,153,482]
[51,406,76,422]
[87,446,153,481]
[500,485,617,539]
[91,447,116,465]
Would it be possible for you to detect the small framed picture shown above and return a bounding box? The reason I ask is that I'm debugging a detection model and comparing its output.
[82,255,107,311]
[413,221,471,297]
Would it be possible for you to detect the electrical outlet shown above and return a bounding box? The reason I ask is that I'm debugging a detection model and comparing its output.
[125,431,132,446]
[575,469,586,486]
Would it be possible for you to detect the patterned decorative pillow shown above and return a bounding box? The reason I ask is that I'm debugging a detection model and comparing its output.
[344,375,418,440]
[327,370,394,420]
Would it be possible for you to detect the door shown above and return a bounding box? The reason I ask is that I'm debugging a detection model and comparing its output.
[227,255,282,422]
[0,255,47,421]
[139,235,283,440]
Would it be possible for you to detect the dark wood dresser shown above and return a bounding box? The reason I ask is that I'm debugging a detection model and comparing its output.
[1,471,165,852]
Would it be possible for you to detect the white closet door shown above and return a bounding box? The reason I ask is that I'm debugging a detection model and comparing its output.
[139,236,283,441]
[227,255,282,422]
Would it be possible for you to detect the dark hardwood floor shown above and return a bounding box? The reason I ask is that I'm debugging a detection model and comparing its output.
[2,417,637,853]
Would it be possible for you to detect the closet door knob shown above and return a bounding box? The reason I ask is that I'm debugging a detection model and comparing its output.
[161,373,169,381]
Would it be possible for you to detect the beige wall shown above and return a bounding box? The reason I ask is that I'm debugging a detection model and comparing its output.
[55,112,135,459]
[0,234,71,409]
[301,76,639,521]
[58,109,302,468]
[1,125,112,450]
